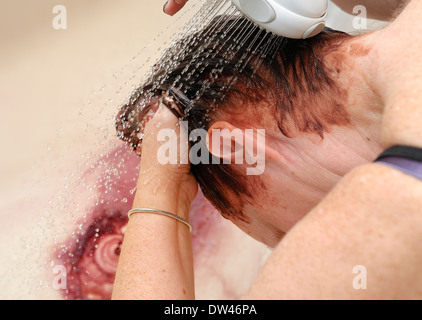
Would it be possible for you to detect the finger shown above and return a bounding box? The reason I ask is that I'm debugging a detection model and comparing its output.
[146,102,179,131]
[163,0,188,16]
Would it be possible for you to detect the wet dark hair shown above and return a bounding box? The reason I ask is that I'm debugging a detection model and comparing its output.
[116,15,351,219]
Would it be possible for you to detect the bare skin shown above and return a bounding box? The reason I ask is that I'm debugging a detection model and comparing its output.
[113,0,422,299]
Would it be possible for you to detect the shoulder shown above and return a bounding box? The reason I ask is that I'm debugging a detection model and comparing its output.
[246,164,422,299]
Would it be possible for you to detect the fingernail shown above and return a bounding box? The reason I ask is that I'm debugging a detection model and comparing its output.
[163,1,168,13]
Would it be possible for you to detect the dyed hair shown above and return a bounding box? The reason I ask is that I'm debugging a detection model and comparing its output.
[116,15,351,219]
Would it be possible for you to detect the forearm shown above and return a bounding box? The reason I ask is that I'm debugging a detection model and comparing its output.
[112,178,194,300]
[112,102,197,300]
[332,0,408,20]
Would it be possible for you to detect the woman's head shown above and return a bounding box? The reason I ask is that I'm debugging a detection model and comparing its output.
[116,15,353,245]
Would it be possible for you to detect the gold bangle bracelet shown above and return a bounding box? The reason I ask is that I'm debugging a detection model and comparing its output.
[128,208,192,232]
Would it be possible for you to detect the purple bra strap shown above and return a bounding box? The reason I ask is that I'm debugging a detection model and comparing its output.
[376,157,422,181]
[375,146,422,181]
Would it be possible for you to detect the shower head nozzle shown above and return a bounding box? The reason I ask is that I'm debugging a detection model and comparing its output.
[230,0,328,39]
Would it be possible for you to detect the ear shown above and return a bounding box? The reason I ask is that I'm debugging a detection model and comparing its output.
[206,121,278,174]
[206,121,244,164]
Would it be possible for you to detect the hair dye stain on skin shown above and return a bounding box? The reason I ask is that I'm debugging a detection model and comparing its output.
[349,42,373,57]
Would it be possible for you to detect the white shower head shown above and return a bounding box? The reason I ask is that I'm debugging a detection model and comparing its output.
[230,0,328,39]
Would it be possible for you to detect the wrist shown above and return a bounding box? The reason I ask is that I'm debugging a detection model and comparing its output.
[134,173,196,220]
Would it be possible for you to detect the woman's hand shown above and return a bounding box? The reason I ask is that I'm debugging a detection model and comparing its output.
[113,100,197,300]
[134,100,198,219]
[163,0,189,16]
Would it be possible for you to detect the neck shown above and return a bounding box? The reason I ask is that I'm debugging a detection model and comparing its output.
[270,31,387,179]
[261,31,387,233]
[243,4,422,240]
[368,0,422,148]
[323,31,385,149]
[246,2,422,242]
[329,0,422,150]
